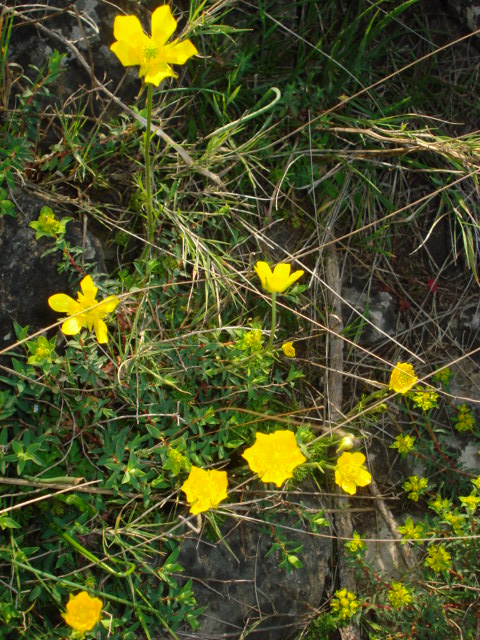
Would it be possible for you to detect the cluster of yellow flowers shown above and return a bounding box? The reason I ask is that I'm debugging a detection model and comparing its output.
[397,516,424,543]
[180,430,307,514]
[403,475,429,501]
[387,582,413,609]
[391,433,416,456]
[330,588,361,620]
[424,544,451,572]
[454,403,476,432]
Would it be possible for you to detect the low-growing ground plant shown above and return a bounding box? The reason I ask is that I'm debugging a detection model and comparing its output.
[1,1,480,639]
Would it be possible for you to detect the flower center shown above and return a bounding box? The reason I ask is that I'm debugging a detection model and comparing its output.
[143,42,159,61]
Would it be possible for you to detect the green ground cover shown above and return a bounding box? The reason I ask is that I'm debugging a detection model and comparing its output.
[1,0,480,637]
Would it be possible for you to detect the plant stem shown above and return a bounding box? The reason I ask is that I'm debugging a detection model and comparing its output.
[144,83,154,254]
[265,292,277,351]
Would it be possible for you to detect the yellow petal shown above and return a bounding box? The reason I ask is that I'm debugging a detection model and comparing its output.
[162,39,198,64]
[113,14,145,43]
[110,40,143,67]
[93,319,109,344]
[61,316,84,336]
[80,275,98,299]
[48,293,79,314]
[254,261,273,292]
[96,295,120,315]
[151,5,177,45]
[142,61,176,86]
[349,452,366,466]
[355,467,372,487]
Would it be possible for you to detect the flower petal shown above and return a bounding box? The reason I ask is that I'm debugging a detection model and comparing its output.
[348,452,366,466]
[61,316,84,336]
[80,275,98,300]
[162,39,198,64]
[48,294,78,314]
[151,5,177,45]
[254,261,273,292]
[113,14,145,43]
[110,40,143,67]
[142,61,176,86]
[96,295,120,315]
[93,319,109,344]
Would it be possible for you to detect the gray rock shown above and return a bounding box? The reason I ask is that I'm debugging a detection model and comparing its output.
[0,189,105,348]
[173,494,332,639]
[342,280,401,346]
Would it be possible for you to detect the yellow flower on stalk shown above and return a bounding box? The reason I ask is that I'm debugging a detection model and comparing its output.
[402,475,428,501]
[459,494,480,514]
[61,591,103,633]
[345,531,365,554]
[242,430,306,487]
[110,5,198,86]
[390,433,416,456]
[281,341,296,357]
[389,362,418,394]
[254,261,304,294]
[330,589,361,620]
[397,517,424,543]
[181,466,228,515]
[387,582,412,609]
[334,452,371,495]
[48,275,120,344]
[454,404,476,432]
[424,545,451,572]
[412,387,438,411]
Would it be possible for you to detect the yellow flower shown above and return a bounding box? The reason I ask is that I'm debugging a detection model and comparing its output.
[412,387,438,411]
[402,475,428,501]
[390,433,416,456]
[27,336,55,366]
[334,451,372,495]
[389,362,418,394]
[110,5,198,86]
[242,430,306,487]
[181,466,228,515]
[48,275,120,344]
[387,582,412,609]
[460,494,480,514]
[281,341,296,357]
[424,545,451,572]
[397,517,424,543]
[330,589,361,620]
[61,591,103,633]
[454,404,476,432]
[254,261,304,294]
[345,531,365,554]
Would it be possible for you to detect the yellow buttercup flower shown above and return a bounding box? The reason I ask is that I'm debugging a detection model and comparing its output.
[48,275,120,344]
[181,466,228,515]
[389,362,418,394]
[61,591,103,633]
[254,261,304,294]
[110,5,198,86]
[334,452,372,495]
[242,430,306,487]
[281,341,295,357]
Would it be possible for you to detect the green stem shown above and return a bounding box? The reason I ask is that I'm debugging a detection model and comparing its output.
[52,522,135,578]
[144,83,154,253]
[265,292,277,351]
